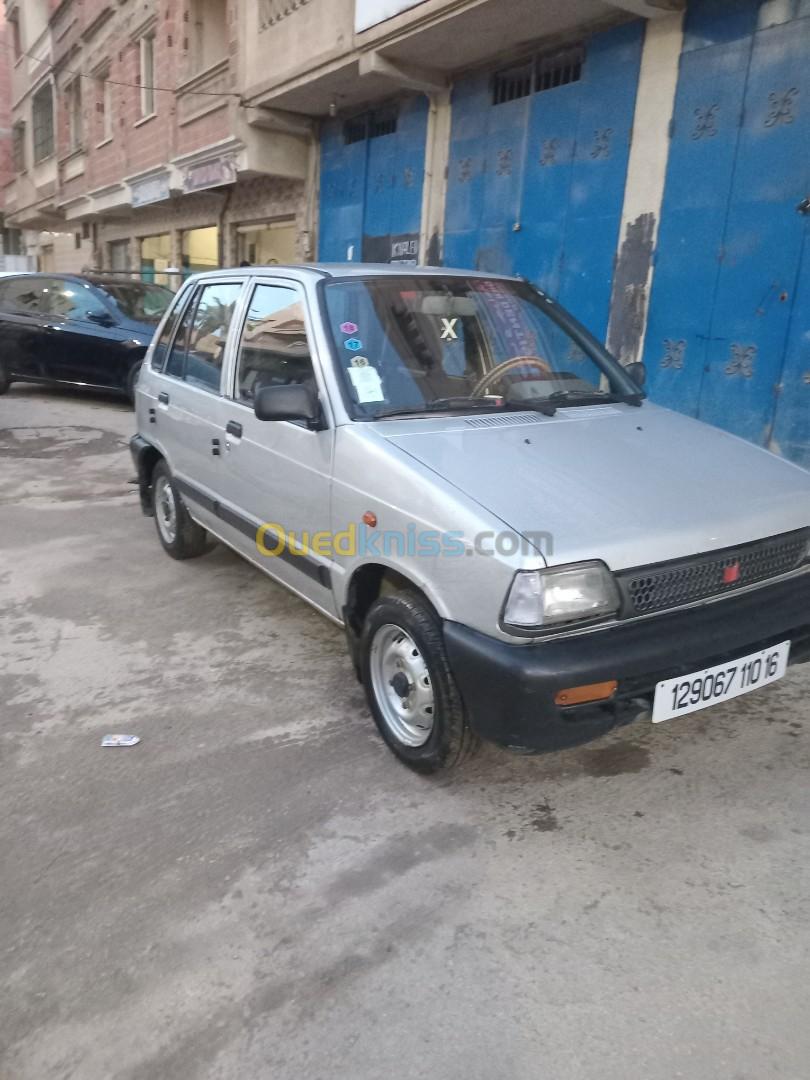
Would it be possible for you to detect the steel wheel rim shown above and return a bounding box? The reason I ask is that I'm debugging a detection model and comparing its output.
[155,475,178,545]
[369,623,435,748]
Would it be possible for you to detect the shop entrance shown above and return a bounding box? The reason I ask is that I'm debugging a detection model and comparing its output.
[182,226,219,276]
[140,234,172,286]
[236,220,297,266]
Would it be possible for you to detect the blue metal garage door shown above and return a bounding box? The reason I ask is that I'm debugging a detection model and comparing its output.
[443,22,644,341]
[644,0,810,466]
[319,96,429,264]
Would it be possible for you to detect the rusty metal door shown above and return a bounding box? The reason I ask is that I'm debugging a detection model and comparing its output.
[318,98,428,265]
[443,22,643,341]
[645,0,810,463]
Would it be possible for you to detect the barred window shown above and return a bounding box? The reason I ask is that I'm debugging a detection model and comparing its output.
[343,106,398,145]
[32,84,54,163]
[491,45,585,106]
[492,63,533,106]
[536,47,584,93]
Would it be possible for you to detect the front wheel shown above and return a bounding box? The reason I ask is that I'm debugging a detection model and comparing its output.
[360,591,479,773]
[151,461,211,560]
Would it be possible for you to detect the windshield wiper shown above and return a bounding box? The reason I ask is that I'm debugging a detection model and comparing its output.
[548,389,642,408]
[373,397,557,420]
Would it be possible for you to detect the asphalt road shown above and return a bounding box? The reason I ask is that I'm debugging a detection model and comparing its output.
[1,385,809,1080]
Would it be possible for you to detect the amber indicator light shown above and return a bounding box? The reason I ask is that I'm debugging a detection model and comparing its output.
[555,680,618,707]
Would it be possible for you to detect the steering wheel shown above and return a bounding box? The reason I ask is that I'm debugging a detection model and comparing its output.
[471,356,553,399]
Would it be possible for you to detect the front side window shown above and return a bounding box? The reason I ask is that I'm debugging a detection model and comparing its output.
[234,284,314,405]
[165,282,242,392]
[44,280,108,320]
[322,276,639,419]
[32,83,54,163]
[101,282,173,324]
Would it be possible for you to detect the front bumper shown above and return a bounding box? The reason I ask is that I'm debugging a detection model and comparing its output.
[443,572,810,752]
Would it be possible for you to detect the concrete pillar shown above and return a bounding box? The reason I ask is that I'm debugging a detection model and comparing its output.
[419,90,452,266]
[606,12,685,366]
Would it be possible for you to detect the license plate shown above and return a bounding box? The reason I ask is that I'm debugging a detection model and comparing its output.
[652,640,791,724]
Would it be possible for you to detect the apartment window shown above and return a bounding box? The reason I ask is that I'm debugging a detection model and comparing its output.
[9,11,22,60]
[12,122,26,172]
[68,79,83,152]
[96,74,113,142]
[32,83,55,163]
[190,0,228,72]
[139,35,156,117]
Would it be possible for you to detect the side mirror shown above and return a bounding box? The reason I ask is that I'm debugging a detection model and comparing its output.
[625,362,647,389]
[87,310,115,327]
[254,384,321,428]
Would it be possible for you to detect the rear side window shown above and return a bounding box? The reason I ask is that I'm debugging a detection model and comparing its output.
[0,277,51,313]
[164,281,242,393]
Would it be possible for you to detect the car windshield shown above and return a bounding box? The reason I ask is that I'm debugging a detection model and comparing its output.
[101,282,174,324]
[322,275,638,419]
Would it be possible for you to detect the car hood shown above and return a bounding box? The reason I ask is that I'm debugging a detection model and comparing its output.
[380,403,810,570]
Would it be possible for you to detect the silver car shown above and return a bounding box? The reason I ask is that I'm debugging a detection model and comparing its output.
[131,265,810,772]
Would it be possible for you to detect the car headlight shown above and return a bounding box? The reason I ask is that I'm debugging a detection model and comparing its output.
[503,561,620,631]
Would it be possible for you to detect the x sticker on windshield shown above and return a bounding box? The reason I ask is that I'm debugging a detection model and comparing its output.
[440,318,459,342]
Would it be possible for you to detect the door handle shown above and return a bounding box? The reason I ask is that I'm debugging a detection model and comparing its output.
[226,420,243,439]
[158,392,169,405]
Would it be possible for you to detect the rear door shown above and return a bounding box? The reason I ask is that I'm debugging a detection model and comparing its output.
[217,278,338,615]
[0,277,53,378]
[150,277,246,532]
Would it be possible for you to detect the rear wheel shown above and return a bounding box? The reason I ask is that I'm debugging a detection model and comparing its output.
[151,461,211,560]
[360,591,479,773]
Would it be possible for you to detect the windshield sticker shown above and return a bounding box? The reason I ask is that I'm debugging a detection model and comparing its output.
[340,321,359,335]
[440,318,459,341]
[348,365,384,403]
[344,337,364,352]
[351,355,370,368]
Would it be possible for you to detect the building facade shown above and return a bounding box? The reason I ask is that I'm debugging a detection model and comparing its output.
[3,0,312,281]
[1,0,809,466]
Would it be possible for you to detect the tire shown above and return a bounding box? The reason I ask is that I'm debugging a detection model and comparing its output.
[0,360,11,395]
[151,461,211,560]
[360,590,480,773]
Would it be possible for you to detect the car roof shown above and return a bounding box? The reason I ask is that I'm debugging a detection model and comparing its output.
[186,259,520,280]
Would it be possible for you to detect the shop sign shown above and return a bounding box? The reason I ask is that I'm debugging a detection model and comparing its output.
[362,233,419,266]
[182,156,238,194]
[355,0,428,32]
[130,173,171,208]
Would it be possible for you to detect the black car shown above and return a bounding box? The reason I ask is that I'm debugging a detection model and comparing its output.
[0,273,174,403]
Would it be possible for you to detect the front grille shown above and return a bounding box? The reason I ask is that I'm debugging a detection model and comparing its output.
[616,529,810,617]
